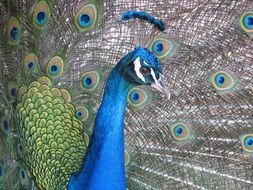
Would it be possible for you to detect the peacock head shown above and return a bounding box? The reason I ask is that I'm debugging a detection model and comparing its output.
[119,11,170,98]
[121,47,170,99]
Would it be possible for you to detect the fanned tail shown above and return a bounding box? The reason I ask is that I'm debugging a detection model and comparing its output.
[124,1,253,189]
[0,0,252,190]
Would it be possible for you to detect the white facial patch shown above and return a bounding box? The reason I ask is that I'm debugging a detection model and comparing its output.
[150,68,161,88]
[134,57,145,82]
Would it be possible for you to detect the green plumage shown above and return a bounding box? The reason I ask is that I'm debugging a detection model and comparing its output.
[17,77,86,189]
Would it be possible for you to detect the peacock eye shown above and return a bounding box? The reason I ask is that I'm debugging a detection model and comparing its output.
[46,56,64,78]
[7,81,19,99]
[75,3,98,32]
[23,53,39,75]
[19,168,30,186]
[210,70,236,94]
[127,87,149,108]
[1,118,10,135]
[240,12,253,33]
[241,134,253,154]
[32,0,51,30]
[7,16,21,45]
[169,122,191,142]
[148,37,176,61]
[80,70,100,92]
[140,67,151,75]
[75,106,89,121]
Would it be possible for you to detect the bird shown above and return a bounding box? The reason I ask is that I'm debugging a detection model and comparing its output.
[0,0,253,190]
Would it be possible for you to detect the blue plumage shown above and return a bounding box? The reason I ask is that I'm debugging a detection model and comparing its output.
[68,48,165,190]
[120,11,166,31]
[68,64,130,190]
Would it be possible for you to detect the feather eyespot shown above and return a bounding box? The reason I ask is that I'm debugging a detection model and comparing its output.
[127,87,149,108]
[169,122,191,141]
[46,56,64,78]
[32,0,51,30]
[148,37,175,61]
[240,12,253,33]
[19,168,30,187]
[23,53,39,74]
[1,118,10,135]
[75,106,89,121]
[241,134,253,154]
[80,71,100,92]
[7,81,19,99]
[210,70,236,94]
[7,16,21,45]
[75,3,98,32]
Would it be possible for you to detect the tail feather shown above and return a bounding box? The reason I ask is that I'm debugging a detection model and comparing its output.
[0,106,32,190]
[0,0,253,189]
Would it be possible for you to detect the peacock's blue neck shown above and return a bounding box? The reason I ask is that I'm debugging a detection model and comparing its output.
[68,62,132,190]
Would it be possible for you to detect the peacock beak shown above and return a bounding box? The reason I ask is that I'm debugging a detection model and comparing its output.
[150,69,171,100]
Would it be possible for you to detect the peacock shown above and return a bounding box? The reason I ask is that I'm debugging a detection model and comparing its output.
[0,0,253,189]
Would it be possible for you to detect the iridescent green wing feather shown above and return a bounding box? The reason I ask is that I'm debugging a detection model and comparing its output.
[17,76,87,189]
